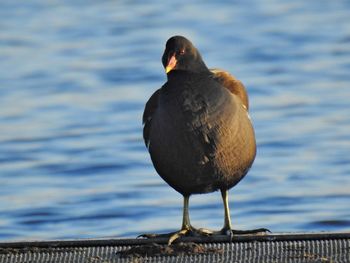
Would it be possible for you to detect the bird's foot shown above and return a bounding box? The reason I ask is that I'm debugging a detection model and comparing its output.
[195,227,270,239]
[138,227,270,245]
[138,231,178,239]
[229,227,271,235]
[138,225,215,245]
[225,227,271,240]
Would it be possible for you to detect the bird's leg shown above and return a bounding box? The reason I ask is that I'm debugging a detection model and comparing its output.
[181,194,191,230]
[221,189,233,235]
[196,190,270,236]
[194,189,233,236]
[138,191,270,244]
[138,195,197,245]
[167,195,193,244]
[220,189,270,235]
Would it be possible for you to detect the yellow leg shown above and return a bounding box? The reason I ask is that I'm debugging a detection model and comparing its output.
[138,192,270,244]
[181,195,191,230]
[168,195,192,245]
[220,189,270,235]
[221,189,232,232]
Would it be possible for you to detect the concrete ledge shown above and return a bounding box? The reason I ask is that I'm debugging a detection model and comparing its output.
[0,232,349,262]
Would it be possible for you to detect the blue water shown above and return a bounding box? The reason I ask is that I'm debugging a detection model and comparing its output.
[0,0,350,241]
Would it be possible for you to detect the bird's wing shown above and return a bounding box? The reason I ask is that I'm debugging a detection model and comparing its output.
[210,68,249,111]
[142,88,161,149]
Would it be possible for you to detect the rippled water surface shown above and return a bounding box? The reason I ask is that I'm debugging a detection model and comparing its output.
[1,0,350,241]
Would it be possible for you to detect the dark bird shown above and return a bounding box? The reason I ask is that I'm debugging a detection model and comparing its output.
[142,36,268,244]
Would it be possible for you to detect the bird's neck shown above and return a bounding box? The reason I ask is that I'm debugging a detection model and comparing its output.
[167,69,210,82]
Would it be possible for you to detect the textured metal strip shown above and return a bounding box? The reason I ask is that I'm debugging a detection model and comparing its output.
[0,233,350,263]
[1,231,350,248]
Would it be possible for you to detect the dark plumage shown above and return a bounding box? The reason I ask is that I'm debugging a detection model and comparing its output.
[142,36,267,244]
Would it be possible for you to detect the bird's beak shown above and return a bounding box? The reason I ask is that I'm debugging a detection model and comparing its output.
[165,53,177,73]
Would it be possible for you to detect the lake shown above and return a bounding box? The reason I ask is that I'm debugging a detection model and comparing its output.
[0,0,349,241]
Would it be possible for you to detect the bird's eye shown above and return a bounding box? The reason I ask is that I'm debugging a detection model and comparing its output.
[179,49,185,55]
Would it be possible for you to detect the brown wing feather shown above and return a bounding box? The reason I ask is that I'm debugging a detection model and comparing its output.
[211,68,249,111]
[142,88,161,149]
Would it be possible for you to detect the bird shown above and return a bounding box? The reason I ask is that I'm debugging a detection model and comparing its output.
[142,35,268,245]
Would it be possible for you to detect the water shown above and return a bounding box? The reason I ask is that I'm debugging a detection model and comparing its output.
[0,0,350,241]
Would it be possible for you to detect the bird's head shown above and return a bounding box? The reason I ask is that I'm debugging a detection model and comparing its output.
[162,36,208,74]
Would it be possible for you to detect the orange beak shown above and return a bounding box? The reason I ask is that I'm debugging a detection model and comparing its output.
[165,54,177,73]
